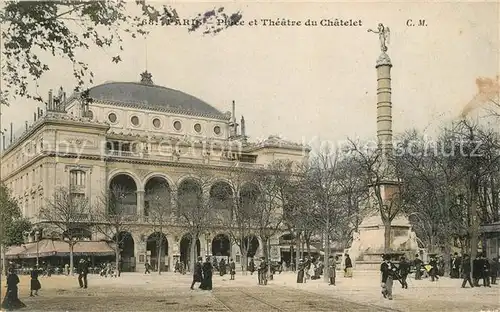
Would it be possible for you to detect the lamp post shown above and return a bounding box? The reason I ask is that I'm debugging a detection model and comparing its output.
[35,229,40,267]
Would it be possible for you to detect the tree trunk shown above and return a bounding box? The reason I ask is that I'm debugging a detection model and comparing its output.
[323,231,330,283]
[115,238,120,277]
[190,234,197,273]
[241,252,248,275]
[305,234,311,255]
[69,242,75,276]
[470,178,480,262]
[1,244,6,275]
[295,233,300,270]
[383,220,392,253]
[157,238,162,275]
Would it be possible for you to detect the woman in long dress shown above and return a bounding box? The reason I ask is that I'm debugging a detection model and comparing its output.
[30,266,42,296]
[1,267,26,310]
[199,257,213,290]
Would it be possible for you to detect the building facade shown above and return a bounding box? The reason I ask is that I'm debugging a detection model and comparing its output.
[0,72,309,271]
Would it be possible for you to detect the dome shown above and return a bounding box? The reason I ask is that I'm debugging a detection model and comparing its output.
[87,71,227,119]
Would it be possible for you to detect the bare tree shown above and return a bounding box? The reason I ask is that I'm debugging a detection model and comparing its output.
[213,168,255,274]
[252,160,293,265]
[39,187,92,275]
[145,181,173,275]
[347,139,402,253]
[305,147,362,283]
[175,169,216,272]
[92,185,134,276]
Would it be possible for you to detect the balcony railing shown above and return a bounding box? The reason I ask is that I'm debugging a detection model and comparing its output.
[105,149,264,168]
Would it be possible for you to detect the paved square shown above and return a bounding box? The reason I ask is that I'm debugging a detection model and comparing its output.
[2,271,499,311]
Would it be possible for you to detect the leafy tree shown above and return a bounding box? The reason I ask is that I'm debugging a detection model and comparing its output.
[4,218,32,247]
[0,1,242,104]
[0,182,22,278]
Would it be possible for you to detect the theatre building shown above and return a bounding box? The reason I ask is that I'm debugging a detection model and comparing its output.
[1,72,308,271]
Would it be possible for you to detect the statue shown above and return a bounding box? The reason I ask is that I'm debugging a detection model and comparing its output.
[368,23,390,53]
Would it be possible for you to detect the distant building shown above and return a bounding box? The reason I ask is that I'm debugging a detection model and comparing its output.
[481,221,500,259]
[0,71,308,271]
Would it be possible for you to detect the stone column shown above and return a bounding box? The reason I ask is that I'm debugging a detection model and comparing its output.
[375,52,393,155]
[136,190,144,219]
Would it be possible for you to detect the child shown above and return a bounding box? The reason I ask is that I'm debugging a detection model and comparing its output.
[30,266,42,296]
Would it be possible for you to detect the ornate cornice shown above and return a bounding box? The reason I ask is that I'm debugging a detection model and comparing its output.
[92,99,230,121]
[1,114,109,157]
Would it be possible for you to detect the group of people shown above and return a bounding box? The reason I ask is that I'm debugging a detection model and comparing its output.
[1,265,42,311]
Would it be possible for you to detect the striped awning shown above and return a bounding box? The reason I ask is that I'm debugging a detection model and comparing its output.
[5,239,115,259]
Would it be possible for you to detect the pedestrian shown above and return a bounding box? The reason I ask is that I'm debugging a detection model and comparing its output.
[65,263,70,276]
[398,256,410,289]
[473,254,481,286]
[413,254,423,280]
[491,257,498,285]
[451,253,461,279]
[77,259,89,289]
[328,256,336,286]
[229,259,236,280]
[482,253,491,287]
[219,258,226,276]
[248,258,255,275]
[30,266,42,297]
[437,255,445,276]
[380,254,395,300]
[191,256,203,290]
[258,257,268,285]
[428,256,439,282]
[199,256,213,291]
[344,254,353,278]
[461,254,474,288]
[1,267,26,310]
[144,262,151,274]
[296,259,305,283]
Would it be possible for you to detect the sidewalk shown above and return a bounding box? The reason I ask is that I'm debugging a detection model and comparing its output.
[272,271,500,312]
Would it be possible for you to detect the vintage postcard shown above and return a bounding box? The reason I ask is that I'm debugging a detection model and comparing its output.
[0,1,498,311]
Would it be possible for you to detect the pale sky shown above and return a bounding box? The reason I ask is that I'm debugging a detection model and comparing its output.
[1,1,498,150]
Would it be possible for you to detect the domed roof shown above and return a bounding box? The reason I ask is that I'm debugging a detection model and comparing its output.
[87,71,227,119]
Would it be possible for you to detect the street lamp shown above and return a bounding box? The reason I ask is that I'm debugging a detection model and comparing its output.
[33,229,42,267]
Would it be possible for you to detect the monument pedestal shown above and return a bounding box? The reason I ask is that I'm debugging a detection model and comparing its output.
[348,215,419,270]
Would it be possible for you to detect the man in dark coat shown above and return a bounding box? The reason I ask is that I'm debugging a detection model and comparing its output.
[473,254,482,286]
[461,254,473,288]
[429,256,439,282]
[491,257,498,285]
[77,259,89,289]
[199,257,213,290]
[327,256,336,286]
[413,254,423,280]
[191,256,203,290]
[248,258,255,275]
[380,254,395,300]
[219,258,226,276]
[398,256,410,289]
[450,253,461,279]
[229,259,236,280]
[482,254,491,287]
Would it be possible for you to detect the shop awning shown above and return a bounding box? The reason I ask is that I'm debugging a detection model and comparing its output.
[5,239,115,259]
